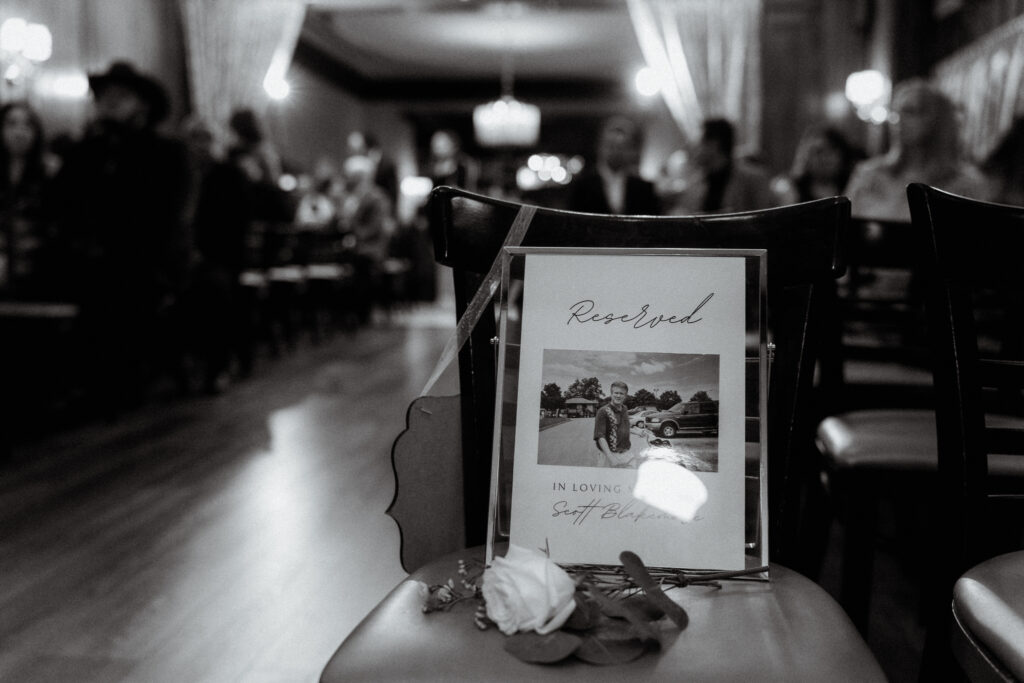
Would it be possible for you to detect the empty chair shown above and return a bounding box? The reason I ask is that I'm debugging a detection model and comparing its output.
[907,183,1024,679]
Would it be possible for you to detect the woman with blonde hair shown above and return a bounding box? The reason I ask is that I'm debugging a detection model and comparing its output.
[844,78,989,222]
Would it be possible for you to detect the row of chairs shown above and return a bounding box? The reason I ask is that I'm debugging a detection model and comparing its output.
[816,185,1024,680]
[321,183,1023,681]
[0,225,414,457]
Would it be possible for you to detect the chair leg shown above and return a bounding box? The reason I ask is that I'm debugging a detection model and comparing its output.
[839,476,877,635]
[796,464,832,581]
[919,612,963,681]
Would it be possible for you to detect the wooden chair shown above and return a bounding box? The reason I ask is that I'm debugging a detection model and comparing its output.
[907,183,1024,680]
[319,187,883,681]
[815,187,1024,634]
[811,213,1024,634]
[817,217,934,412]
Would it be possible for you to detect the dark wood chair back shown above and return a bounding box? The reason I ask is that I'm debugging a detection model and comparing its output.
[423,186,849,566]
[817,217,933,413]
[908,182,1024,674]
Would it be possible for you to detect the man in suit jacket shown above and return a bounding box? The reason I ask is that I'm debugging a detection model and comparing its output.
[672,118,775,215]
[569,116,661,215]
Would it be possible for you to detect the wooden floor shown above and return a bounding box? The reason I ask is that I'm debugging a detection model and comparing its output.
[0,315,453,683]
[1,307,925,682]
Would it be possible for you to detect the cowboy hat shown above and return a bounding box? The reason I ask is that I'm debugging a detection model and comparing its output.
[88,61,170,125]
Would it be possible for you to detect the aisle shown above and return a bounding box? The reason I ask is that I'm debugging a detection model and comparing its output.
[0,323,451,683]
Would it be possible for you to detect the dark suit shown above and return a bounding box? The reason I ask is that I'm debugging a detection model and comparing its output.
[568,171,661,215]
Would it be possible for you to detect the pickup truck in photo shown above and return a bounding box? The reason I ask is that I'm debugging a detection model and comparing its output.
[644,400,719,438]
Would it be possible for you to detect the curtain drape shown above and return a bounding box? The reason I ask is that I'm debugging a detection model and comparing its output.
[179,0,305,134]
[932,13,1024,163]
[627,0,762,152]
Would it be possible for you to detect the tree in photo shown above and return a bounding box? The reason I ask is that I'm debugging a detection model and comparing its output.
[566,377,603,401]
[657,389,681,409]
[541,382,563,411]
[689,390,712,403]
[632,387,657,408]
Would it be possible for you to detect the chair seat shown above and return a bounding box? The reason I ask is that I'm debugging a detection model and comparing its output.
[817,409,1024,476]
[320,547,884,682]
[952,550,1024,681]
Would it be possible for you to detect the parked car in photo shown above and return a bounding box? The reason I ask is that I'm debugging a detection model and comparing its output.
[630,409,658,428]
[644,400,719,438]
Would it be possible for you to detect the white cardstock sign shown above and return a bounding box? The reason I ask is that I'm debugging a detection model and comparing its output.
[507,251,750,569]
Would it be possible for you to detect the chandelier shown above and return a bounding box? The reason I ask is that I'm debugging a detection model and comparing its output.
[473,53,540,148]
[0,17,52,101]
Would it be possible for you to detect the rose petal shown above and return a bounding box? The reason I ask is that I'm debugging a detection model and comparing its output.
[482,544,577,635]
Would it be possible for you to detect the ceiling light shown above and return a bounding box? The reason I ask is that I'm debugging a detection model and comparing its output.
[473,51,540,148]
[845,69,890,123]
[0,18,27,54]
[22,23,52,62]
[635,66,660,97]
[474,96,540,147]
[263,72,290,100]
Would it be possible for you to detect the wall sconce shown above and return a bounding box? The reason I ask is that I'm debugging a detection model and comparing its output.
[1,17,52,100]
[845,69,891,124]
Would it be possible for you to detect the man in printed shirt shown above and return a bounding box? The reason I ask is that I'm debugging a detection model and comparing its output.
[594,381,635,467]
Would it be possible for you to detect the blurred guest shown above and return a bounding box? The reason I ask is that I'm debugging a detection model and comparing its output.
[51,61,191,409]
[347,130,397,208]
[981,116,1024,207]
[341,155,393,260]
[228,107,283,185]
[42,132,75,178]
[654,148,693,214]
[568,115,660,215]
[189,125,292,392]
[179,115,219,230]
[426,129,479,191]
[0,102,52,299]
[340,154,393,322]
[672,118,774,214]
[772,126,861,204]
[844,78,989,222]
[295,157,341,231]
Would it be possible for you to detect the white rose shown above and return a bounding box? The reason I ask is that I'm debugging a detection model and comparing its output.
[481,544,577,636]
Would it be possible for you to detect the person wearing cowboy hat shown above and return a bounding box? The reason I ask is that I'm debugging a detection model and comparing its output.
[50,60,191,413]
[87,61,171,132]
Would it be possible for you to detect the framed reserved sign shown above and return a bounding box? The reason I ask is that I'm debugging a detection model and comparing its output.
[487,248,767,574]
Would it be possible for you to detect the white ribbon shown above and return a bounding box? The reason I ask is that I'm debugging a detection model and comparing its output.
[420,204,538,396]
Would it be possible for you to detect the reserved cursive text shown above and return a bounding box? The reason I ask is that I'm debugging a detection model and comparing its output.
[566,294,713,329]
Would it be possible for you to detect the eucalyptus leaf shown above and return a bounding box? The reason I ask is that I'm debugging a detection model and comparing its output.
[591,619,645,642]
[585,583,662,646]
[574,635,648,665]
[620,551,689,630]
[622,594,665,621]
[564,593,601,631]
[503,630,583,664]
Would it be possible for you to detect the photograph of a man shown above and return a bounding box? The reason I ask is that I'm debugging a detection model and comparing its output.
[594,381,634,467]
[537,349,719,471]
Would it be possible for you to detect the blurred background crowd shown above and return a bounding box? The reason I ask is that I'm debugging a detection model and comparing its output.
[4,0,1024,438]
[6,58,1024,420]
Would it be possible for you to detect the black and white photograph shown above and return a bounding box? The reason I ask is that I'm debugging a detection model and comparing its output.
[537,348,720,472]
[0,1,1016,680]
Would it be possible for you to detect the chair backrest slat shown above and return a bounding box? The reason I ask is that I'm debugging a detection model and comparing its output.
[979,359,1024,388]
[984,427,1024,456]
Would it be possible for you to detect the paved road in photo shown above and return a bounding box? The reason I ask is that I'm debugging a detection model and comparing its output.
[537,418,718,471]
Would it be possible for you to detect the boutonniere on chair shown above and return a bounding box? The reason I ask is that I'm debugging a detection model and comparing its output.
[422,465,764,665]
[422,544,761,665]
